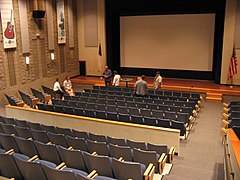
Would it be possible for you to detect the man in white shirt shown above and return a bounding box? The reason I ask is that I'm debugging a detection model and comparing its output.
[112,71,121,86]
[153,71,162,90]
[53,78,64,99]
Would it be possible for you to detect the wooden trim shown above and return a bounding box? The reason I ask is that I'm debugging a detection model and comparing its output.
[5,105,179,134]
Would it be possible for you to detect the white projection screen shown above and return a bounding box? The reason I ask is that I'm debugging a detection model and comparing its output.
[120,14,215,71]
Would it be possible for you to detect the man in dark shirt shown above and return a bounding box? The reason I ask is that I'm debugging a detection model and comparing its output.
[102,66,112,86]
[134,75,148,97]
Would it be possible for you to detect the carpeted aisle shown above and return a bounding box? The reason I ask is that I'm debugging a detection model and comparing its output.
[164,99,224,180]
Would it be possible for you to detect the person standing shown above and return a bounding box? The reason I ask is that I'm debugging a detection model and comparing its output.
[153,71,162,90]
[63,76,74,96]
[134,75,148,97]
[102,66,112,86]
[112,71,121,87]
[53,78,64,99]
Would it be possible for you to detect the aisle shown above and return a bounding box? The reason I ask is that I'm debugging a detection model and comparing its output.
[164,99,224,180]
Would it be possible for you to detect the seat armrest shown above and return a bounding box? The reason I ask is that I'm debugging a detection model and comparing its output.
[168,147,175,163]
[28,155,39,162]
[88,170,98,178]
[223,103,228,108]
[5,149,14,155]
[144,163,155,180]
[56,162,66,170]
[223,107,228,114]
[222,120,229,129]
[223,113,228,120]
[158,153,166,174]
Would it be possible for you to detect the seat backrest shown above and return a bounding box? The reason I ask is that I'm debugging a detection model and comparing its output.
[31,129,50,143]
[171,120,186,136]
[72,129,89,140]
[1,123,17,135]
[0,133,19,152]
[58,146,87,172]
[126,139,147,150]
[66,135,88,152]
[42,124,57,134]
[14,136,38,157]
[0,153,24,180]
[107,136,126,146]
[133,148,159,173]
[109,143,133,162]
[56,127,73,137]
[34,140,62,164]
[118,113,131,123]
[42,163,76,180]
[157,118,171,128]
[83,151,114,177]
[131,115,144,124]
[147,142,168,155]
[112,158,145,180]
[15,119,29,128]
[28,122,43,130]
[47,132,68,148]
[87,139,109,156]
[14,153,48,180]
[3,117,16,125]
[15,126,32,139]
[89,133,107,142]
[144,117,157,126]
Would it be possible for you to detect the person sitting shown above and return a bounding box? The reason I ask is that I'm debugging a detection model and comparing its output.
[112,71,121,87]
[63,76,74,96]
[153,71,163,90]
[134,75,148,97]
[53,78,64,99]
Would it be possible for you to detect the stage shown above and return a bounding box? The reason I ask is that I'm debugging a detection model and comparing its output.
[71,76,240,98]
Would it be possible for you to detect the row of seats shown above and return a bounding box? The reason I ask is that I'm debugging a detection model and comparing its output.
[36,104,188,136]
[222,101,240,129]
[91,85,201,99]
[61,96,198,109]
[0,135,155,180]
[4,94,25,107]
[73,91,200,105]
[0,116,175,163]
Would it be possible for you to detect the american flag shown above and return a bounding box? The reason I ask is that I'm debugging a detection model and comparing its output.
[228,46,238,79]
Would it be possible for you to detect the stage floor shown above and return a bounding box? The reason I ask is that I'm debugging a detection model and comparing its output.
[71,76,240,96]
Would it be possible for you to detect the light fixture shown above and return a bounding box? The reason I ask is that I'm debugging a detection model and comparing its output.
[51,52,54,61]
[25,56,30,65]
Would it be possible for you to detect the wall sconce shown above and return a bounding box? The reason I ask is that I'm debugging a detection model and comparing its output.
[51,52,54,61]
[25,56,30,65]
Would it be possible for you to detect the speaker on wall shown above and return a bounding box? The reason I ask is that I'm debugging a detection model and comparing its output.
[32,10,45,18]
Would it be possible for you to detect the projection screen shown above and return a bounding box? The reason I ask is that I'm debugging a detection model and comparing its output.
[120,14,215,71]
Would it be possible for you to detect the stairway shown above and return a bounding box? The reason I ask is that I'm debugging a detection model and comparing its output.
[205,92,222,102]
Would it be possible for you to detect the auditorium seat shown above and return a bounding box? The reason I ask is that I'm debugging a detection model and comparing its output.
[129,107,140,116]
[0,133,20,152]
[152,110,164,119]
[58,146,88,172]
[171,120,186,138]
[89,133,107,142]
[126,139,147,150]
[133,148,161,173]
[3,117,16,125]
[14,154,48,180]
[31,88,50,104]
[41,125,57,134]
[147,103,158,110]
[140,108,152,117]
[0,123,17,135]
[109,143,133,162]
[86,140,109,156]
[112,158,152,180]
[144,117,157,126]
[15,119,29,128]
[28,122,43,130]
[74,107,85,116]
[106,112,118,121]
[131,115,144,124]
[47,132,68,148]
[14,136,38,157]
[95,110,107,119]
[56,127,73,137]
[15,126,32,139]
[84,108,96,118]
[157,118,171,128]
[66,135,88,152]
[83,151,115,179]
[72,130,89,140]
[30,129,50,144]
[42,162,88,180]
[46,104,55,111]
[0,152,25,180]
[5,94,25,107]
[118,113,131,123]
[106,105,117,112]
[107,136,126,146]
[34,141,62,165]
[54,105,65,113]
